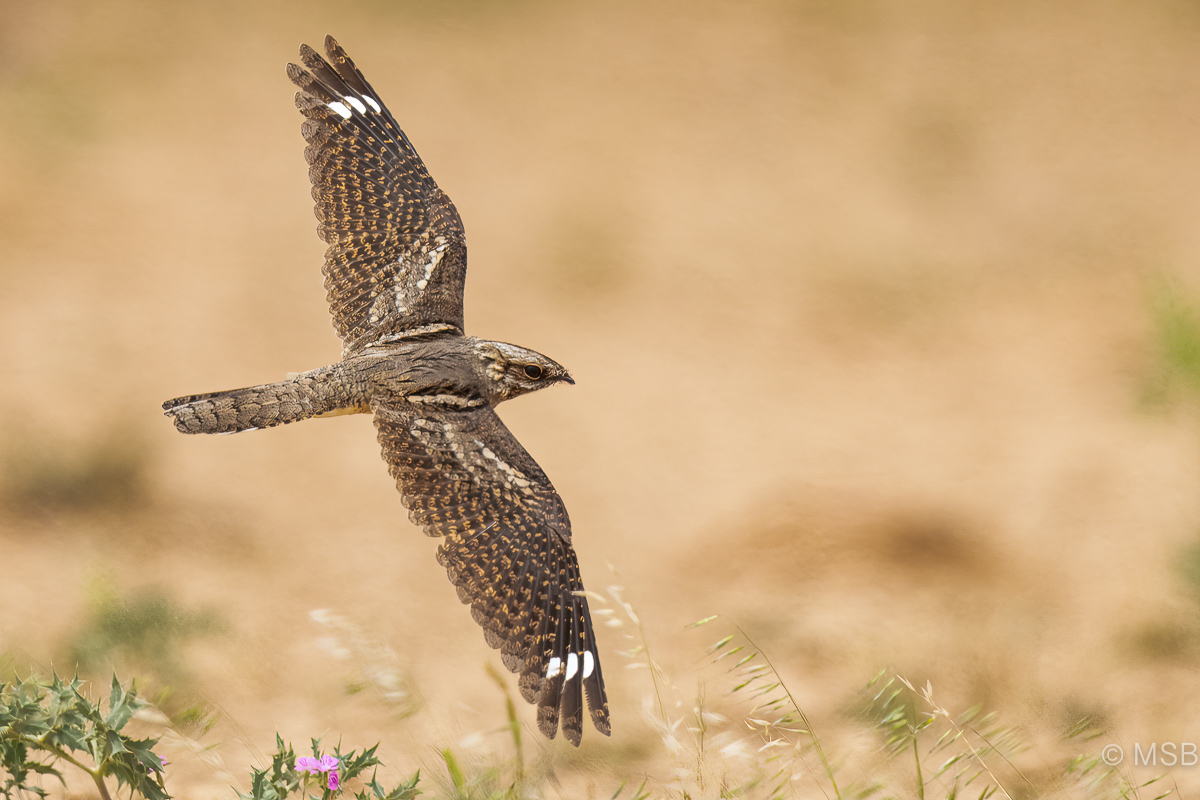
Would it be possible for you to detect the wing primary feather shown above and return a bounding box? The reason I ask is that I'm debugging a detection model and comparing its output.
[292,63,412,184]
[294,44,421,175]
[323,36,423,157]
[286,62,337,104]
[311,109,405,175]
[496,537,540,643]
[472,525,524,638]
[324,36,376,97]
[524,554,560,701]
[516,561,551,702]
[499,553,541,666]
[296,101,409,186]
[537,591,569,740]
[559,595,585,746]
[570,561,611,735]
[299,44,355,102]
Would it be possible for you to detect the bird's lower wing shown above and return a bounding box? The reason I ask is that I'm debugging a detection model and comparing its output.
[371,399,610,744]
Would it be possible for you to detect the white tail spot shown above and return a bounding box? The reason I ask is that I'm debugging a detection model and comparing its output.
[327,101,352,119]
[545,656,563,679]
[582,650,595,679]
[345,96,367,114]
[565,652,580,681]
[363,95,381,113]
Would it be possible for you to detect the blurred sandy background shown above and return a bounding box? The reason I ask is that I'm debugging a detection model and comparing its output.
[4,0,1200,796]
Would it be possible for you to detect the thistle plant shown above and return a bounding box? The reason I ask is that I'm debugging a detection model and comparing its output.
[0,673,422,800]
[0,673,167,800]
[239,737,419,800]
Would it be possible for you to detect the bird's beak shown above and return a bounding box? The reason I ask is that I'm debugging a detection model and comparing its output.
[561,372,575,385]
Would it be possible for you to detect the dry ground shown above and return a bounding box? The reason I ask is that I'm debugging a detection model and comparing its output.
[4,0,1200,796]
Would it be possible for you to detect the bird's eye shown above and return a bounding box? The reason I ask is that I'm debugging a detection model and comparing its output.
[523,364,544,380]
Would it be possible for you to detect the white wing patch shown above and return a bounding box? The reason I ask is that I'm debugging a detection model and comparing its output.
[472,436,534,491]
[545,656,563,679]
[416,240,450,290]
[328,96,380,121]
[546,652,593,680]
[377,235,451,318]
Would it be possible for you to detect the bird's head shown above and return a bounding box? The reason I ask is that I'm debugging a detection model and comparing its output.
[474,340,574,405]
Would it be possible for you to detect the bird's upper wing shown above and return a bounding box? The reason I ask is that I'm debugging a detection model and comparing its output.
[371,399,610,745]
[288,37,468,353]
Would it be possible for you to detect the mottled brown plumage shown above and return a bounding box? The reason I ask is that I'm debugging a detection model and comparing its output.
[162,36,609,745]
[287,37,468,350]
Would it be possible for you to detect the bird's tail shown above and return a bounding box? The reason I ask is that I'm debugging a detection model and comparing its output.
[163,365,364,435]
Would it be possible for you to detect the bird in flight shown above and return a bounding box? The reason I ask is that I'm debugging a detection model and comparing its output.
[163,36,610,745]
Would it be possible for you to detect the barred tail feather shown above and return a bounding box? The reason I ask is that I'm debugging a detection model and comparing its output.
[163,366,360,435]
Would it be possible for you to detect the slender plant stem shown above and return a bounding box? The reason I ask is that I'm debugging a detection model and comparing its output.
[967,725,1037,795]
[90,769,115,800]
[636,615,668,728]
[913,737,925,800]
[734,625,841,800]
[937,714,1013,800]
[30,738,113,800]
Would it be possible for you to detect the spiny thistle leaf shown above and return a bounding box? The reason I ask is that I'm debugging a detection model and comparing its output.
[1,673,168,800]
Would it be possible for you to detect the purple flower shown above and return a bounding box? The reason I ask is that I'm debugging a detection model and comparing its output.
[296,754,341,787]
[152,756,168,772]
[295,757,322,775]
